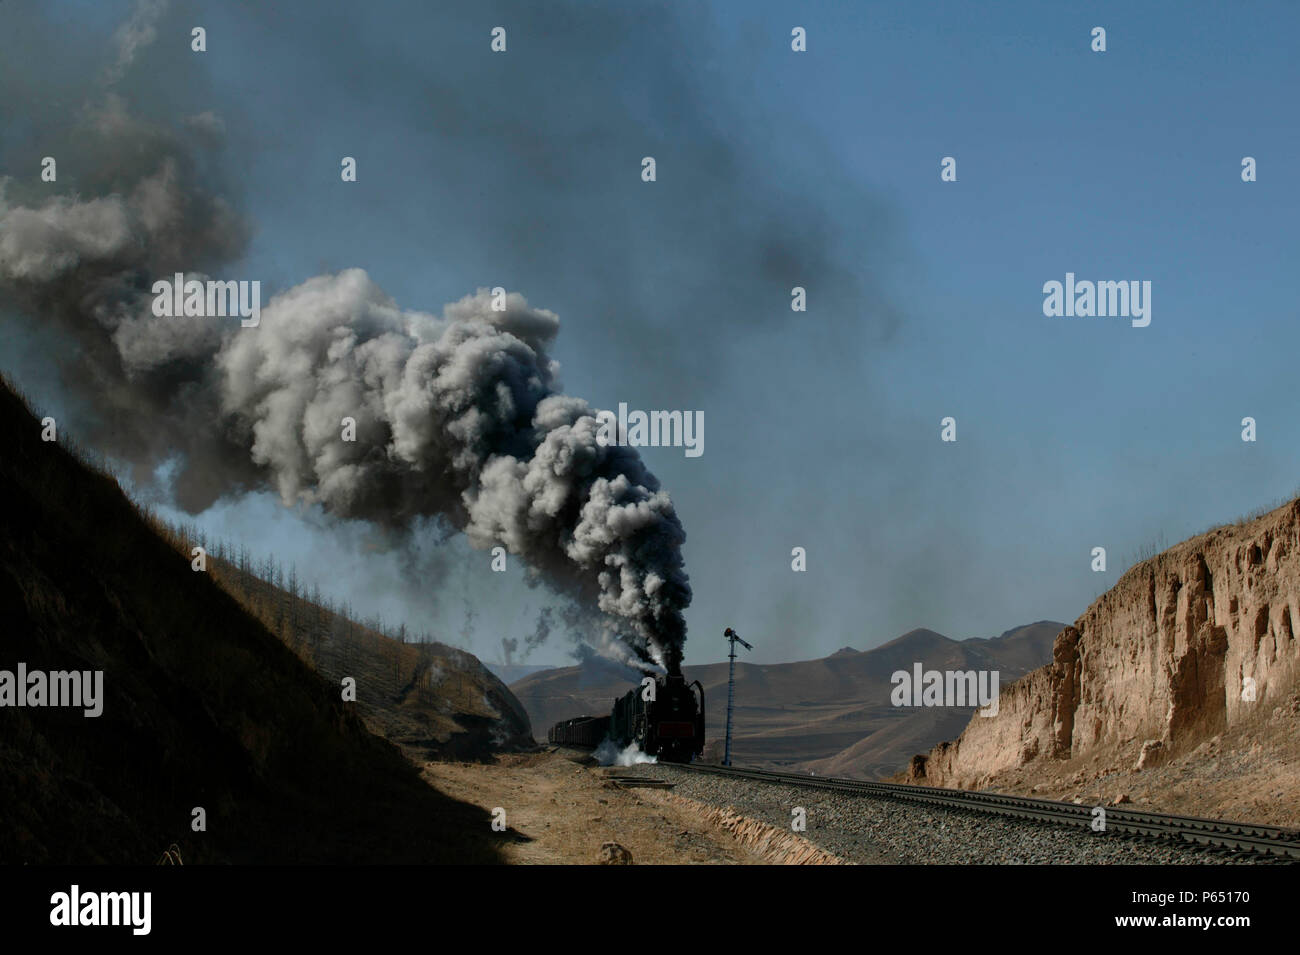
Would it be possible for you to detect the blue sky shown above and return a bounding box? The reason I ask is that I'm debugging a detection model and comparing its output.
[3,0,1298,667]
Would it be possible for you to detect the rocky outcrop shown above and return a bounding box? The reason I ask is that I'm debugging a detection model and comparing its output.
[911,500,1300,788]
[596,842,634,865]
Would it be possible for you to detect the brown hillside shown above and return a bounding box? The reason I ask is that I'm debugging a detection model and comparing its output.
[147,530,534,762]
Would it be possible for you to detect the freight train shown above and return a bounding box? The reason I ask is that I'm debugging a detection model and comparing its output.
[548,671,705,763]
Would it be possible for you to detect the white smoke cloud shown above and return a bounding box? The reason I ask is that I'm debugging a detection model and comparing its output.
[593,738,657,766]
[0,186,133,282]
[214,272,689,668]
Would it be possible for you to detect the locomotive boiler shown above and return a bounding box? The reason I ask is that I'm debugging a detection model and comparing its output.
[548,670,705,763]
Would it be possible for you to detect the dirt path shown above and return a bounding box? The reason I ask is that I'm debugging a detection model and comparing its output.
[421,751,780,864]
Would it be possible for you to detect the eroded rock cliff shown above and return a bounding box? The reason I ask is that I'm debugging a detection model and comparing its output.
[911,500,1300,790]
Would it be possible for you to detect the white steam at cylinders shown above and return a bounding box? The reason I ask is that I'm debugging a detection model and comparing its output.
[593,738,658,766]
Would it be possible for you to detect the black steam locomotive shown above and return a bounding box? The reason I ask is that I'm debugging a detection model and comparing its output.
[548,671,705,763]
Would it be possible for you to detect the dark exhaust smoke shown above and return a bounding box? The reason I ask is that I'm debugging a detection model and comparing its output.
[0,91,690,671]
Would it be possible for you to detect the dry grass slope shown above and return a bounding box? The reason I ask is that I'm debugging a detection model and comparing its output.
[142,527,534,762]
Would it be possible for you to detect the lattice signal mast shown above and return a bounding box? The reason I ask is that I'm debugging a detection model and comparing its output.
[722,627,752,767]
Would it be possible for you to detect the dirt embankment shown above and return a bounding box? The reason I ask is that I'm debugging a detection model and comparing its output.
[906,500,1300,827]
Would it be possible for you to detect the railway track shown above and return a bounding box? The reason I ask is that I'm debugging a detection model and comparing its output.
[667,762,1300,861]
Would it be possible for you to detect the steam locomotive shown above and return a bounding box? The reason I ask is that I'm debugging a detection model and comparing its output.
[548,671,705,763]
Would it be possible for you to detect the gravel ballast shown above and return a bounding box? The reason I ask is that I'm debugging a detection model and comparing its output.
[621,764,1272,865]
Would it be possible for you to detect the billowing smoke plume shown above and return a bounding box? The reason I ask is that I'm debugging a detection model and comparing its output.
[0,93,690,671]
[500,637,518,667]
[102,0,168,86]
[527,607,555,654]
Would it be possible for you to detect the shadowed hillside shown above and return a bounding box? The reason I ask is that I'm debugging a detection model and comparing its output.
[145,523,534,763]
[513,622,1062,777]
[0,378,504,863]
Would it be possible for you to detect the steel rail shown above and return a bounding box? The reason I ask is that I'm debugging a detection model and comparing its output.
[667,762,1300,861]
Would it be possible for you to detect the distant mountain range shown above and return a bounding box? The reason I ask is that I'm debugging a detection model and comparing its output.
[511,621,1064,778]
